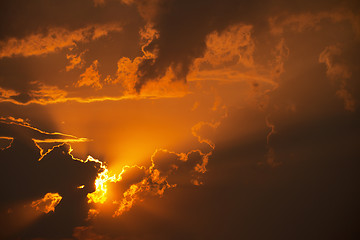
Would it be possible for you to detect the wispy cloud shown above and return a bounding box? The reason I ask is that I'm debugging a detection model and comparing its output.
[0,24,122,58]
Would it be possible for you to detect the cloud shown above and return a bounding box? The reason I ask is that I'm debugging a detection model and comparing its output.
[66,51,87,71]
[131,0,253,91]
[84,116,221,217]
[187,22,282,96]
[125,0,330,91]
[96,148,208,217]
[0,119,104,238]
[23,145,102,238]
[0,24,122,59]
[191,121,220,150]
[112,0,359,97]
[264,116,281,167]
[93,0,106,7]
[269,10,360,36]
[27,82,69,104]
[0,0,358,108]
[104,23,188,97]
[31,193,63,214]
[270,38,289,79]
[195,24,255,68]
[0,116,88,145]
[319,44,356,111]
[0,0,144,106]
[76,60,103,89]
[0,82,186,105]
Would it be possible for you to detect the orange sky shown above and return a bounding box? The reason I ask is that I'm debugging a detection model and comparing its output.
[1,0,360,239]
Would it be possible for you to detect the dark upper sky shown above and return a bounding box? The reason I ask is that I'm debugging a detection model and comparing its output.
[0,0,359,239]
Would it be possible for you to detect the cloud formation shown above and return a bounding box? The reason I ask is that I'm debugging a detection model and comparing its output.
[77,60,103,89]
[0,112,220,238]
[125,0,358,92]
[0,118,103,238]
[0,24,122,58]
[319,44,355,111]
[31,192,63,214]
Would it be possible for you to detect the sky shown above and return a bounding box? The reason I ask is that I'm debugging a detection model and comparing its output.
[0,0,359,239]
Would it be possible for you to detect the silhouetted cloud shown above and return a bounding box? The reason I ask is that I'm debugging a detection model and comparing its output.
[0,119,102,239]
[127,0,359,92]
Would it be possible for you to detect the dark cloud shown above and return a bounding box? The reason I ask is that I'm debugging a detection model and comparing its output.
[0,0,357,102]
[70,1,360,234]
[135,0,254,91]
[0,117,83,141]
[0,120,102,239]
[133,0,358,91]
[151,149,207,185]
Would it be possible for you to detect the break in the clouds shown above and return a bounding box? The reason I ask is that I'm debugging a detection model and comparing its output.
[126,0,359,91]
[0,118,102,238]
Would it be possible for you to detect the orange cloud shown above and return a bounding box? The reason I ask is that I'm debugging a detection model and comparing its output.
[188,23,279,95]
[191,121,220,150]
[76,60,102,89]
[0,22,189,106]
[197,24,255,68]
[0,116,90,163]
[108,56,188,97]
[263,116,281,167]
[269,10,360,36]
[31,192,62,214]
[85,119,219,217]
[86,154,174,217]
[336,88,355,112]
[0,87,19,100]
[0,116,89,148]
[102,24,188,98]
[0,24,122,58]
[270,38,289,78]
[0,116,31,126]
[0,136,13,150]
[0,91,187,105]
[106,56,143,94]
[319,45,355,111]
[66,51,86,71]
